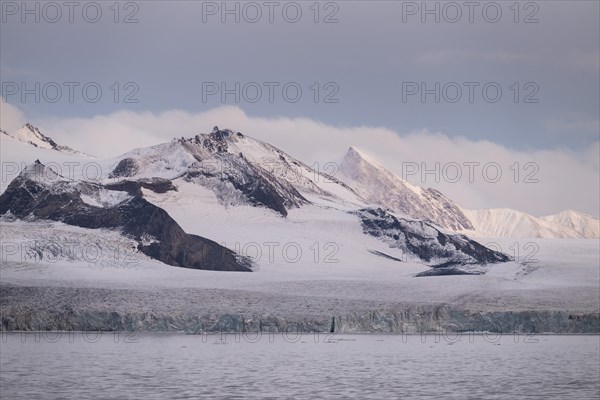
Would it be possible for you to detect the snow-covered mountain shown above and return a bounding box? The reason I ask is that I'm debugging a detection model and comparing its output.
[0,125,516,275]
[1,123,82,154]
[106,126,362,216]
[540,210,600,239]
[335,147,598,239]
[462,208,599,239]
[339,147,474,231]
[1,122,596,279]
[0,160,253,272]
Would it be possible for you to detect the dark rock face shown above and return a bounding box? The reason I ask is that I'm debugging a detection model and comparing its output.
[0,163,252,272]
[368,250,405,263]
[354,208,510,274]
[108,128,311,217]
[104,178,177,197]
[185,152,307,217]
[109,158,139,178]
[415,267,480,277]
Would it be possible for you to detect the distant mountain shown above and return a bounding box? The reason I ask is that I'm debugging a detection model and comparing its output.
[7,124,592,238]
[1,123,83,154]
[335,147,598,239]
[462,208,599,239]
[540,210,600,239]
[339,147,474,231]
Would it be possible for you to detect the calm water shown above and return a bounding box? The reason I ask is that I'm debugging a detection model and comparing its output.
[1,332,598,399]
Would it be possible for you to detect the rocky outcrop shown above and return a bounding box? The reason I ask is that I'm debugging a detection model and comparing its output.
[354,208,510,274]
[108,158,139,178]
[108,128,310,216]
[103,178,177,197]
[185,152,307,217]
[0,161,252,272]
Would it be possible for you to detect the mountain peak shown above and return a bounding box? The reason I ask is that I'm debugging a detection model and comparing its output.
[14,123,58,149]
[346,146,367,159]
[17,160,65,184]
[539,209,600,238]
[340,146,474,231]
[346,146,361,155]
[3,123,81,154]
[23,122,37,132]
[344,146,386,171]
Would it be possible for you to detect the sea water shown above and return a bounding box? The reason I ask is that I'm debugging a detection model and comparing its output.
[1,332,598,399]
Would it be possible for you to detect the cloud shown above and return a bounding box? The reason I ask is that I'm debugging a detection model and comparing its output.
[4,103,598,218]
[0,99,26,132]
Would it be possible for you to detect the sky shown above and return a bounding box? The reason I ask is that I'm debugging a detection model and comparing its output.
[1,0,599,217]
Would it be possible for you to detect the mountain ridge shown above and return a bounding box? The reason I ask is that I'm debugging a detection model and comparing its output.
[1,123,87,155]
[2,123,597,239]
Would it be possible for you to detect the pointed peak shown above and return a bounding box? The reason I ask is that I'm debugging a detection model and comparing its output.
[346,146,364,156]
[209,126,235,140]
[4,123,87,156]
[345,146,366,160]
[9,123,59,150]
[23,122,37,132]
[19,123,46,139]
[343,146,380,167]
[18,160,65,183]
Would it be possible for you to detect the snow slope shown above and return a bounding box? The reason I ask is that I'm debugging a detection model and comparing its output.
[339,147,474,231]
[2,123,83,154]
[2,216,598,316]
[540,210,600,239]
[463,208,599,239]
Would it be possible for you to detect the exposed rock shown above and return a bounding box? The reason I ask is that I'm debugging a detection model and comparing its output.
[0,162,252,272]
[185,152,307,217]
[109,158,139,178]
[104,178,177,197]
[354,208,510,274]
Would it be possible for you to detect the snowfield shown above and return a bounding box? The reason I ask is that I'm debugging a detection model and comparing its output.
[1,214,598,313]
[1,215,598,333]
